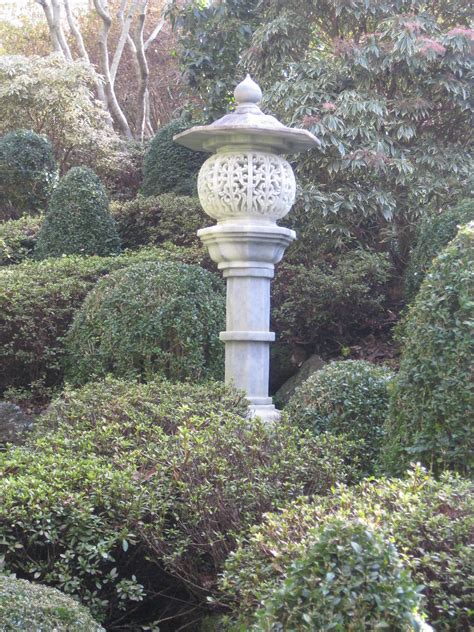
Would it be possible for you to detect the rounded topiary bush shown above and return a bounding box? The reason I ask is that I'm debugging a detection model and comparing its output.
[405,199,474,300]
[0,575,104,631]
[252,519,426,632]
[141,119,205,196]
[381,224,473,476]
[35,166,121,259]
[64,260,225,385]
[0,129,57,218]
[286,360,394,474]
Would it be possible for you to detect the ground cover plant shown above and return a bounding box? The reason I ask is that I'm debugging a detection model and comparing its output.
[0,378,357,628]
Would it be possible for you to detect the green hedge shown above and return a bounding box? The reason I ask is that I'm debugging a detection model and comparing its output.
[404,199,474,300]
[35,166,121,258]
[64,260,225,385]
[0,214,43,266]
[110,193,208,250]
[221,467,473,631]
[286,360,394,475]
[141,119,205,196]
[0,246,202,396]
[272,250,391,352]
[252,520,426,632]
[0,129,57,218]
[1,378,356,626]
[381,224,474,475]
[0,575,104,631]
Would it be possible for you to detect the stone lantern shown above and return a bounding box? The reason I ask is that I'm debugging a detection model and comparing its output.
[174,75,319,421]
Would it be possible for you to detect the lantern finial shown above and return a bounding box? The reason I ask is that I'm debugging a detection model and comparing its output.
[234,74,263,106]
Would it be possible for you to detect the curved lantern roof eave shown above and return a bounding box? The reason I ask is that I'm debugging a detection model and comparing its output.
[173,74,320,155]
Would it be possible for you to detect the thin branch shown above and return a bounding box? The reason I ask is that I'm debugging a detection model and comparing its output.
[51,0,73,59]
[110,0,140,84]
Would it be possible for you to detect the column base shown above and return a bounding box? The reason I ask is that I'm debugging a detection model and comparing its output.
[248,404,281,423]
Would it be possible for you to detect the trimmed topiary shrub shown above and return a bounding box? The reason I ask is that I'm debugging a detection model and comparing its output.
[110,193,208,250]
[405,199,474,300]
[285,360,394,475]
[252,519,427,632]
[0,575,104,631]
[141,119,205,196]
[0,214,44,266]
[0,246,198,396]
[220,467,473,631]
[64,260,225,385]
[381,224,474,476]
[35,166,121,258]
[1,378,357,627]
[272,249,391,353]
[0,129,57,219]
[0,575,105,632]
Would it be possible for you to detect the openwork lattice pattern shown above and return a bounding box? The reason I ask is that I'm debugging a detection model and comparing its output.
[198,151,296,221]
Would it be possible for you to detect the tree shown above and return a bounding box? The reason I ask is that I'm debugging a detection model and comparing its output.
[0,54,118,172]
[33,0,177,140]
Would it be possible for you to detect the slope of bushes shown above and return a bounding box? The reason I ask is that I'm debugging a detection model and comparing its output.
[0,214,43,266]
[221,467,473,631]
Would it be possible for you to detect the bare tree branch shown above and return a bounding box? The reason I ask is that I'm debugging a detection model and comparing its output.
[131,0,151,140]
[110,0,140,84]
[35,0,66,55]
[51,0,73,59]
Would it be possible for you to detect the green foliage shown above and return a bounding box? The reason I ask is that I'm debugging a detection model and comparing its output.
[35,167,121,259]
[110,193,207,250]
[252,519,426,632]
[0,576,104,631]
[0,214,43,266]
[221,467,474,631]
[0,130,57,218]
[405,199,474,300]
[0,55,117,171]
[0,246,194,395]
[1,378,356,625]
[381,224,474,475]
[272,250,391,352]
[65,260,225,385]
[170,0,260,119]
[141,119,205,196]
[286,360,394,474]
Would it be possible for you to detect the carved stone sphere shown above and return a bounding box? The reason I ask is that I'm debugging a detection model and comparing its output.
[197,151,296,222]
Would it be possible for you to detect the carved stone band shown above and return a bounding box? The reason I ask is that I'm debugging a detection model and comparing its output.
[197,151,296,221]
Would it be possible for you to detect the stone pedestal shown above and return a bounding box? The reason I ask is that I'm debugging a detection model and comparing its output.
[198,222,295,420]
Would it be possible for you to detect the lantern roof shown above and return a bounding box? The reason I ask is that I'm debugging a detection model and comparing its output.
[174,75,320,154]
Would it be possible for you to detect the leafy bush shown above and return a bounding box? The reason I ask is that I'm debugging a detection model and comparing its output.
[110,193,207,250]
[0,129,57,218]
[272,250,391,352]
[221,467,473,631]
[381,224,474,475]
[141,119,205,196]
[0,247,196,395]
[35,167,121,258]
[405,199,474,300]
[252,519,426,632]
[1,378,356,626]
[0,214,43,266]
[0,575,104,631]
[285,360,394,474]
[65,260,225,385]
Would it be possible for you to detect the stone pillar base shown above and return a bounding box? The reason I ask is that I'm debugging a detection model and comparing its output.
[249,404,281,423]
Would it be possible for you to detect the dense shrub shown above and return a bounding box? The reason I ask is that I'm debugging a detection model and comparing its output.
[252,520,426,632]
[1,378,357,626]
[35,167,121,258]
[381,224,474,476]
[286,360,394,474]
[272,249,391,352]
[0,575,104,631]
[0,214,43,266]
[0,129,57,218]
[65,260,225,385]
[221,467,473,631]
[0,246,197,395]
[405,199,474,300]
[110,193,207,249]
[141,119,205,196]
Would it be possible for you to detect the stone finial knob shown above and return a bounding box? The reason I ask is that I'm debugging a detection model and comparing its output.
[234,75,262,105]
